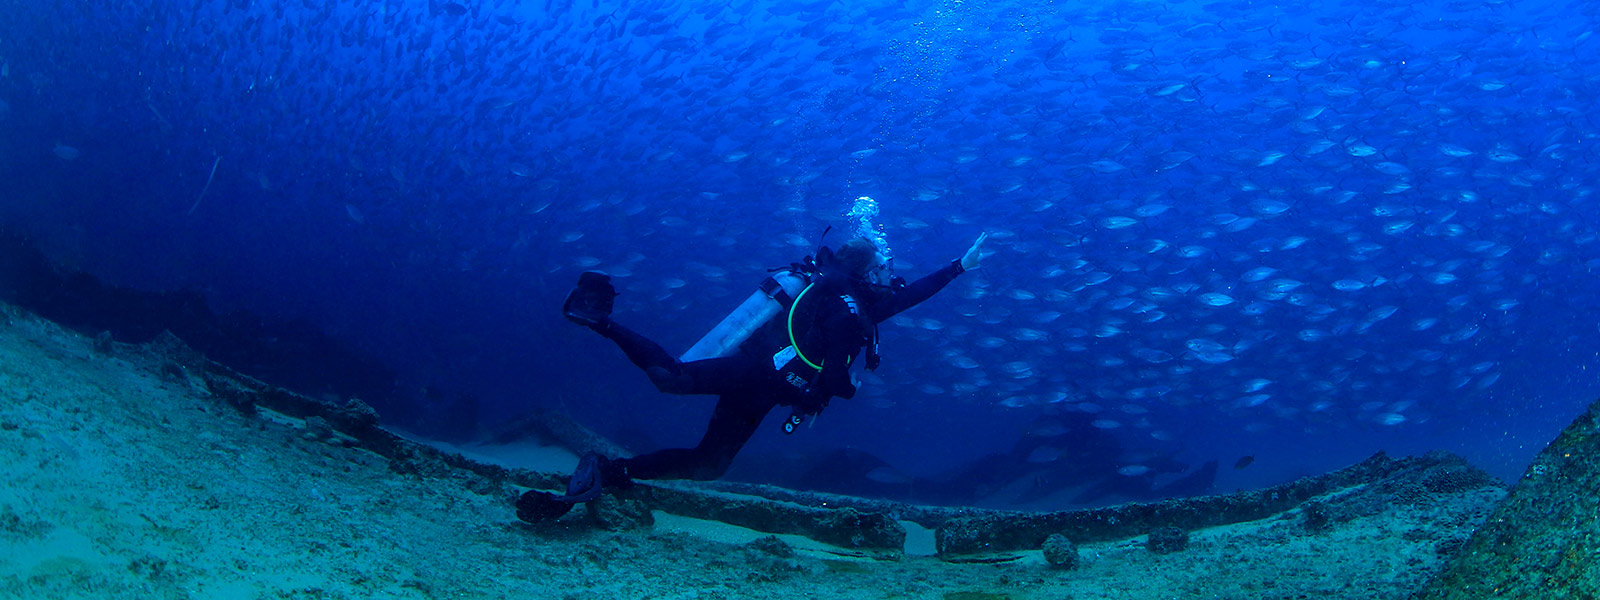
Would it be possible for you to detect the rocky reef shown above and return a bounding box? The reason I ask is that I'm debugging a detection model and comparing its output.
[1421,396,1600,599]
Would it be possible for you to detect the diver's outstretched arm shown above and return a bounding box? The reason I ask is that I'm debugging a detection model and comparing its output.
[870,232,989,321]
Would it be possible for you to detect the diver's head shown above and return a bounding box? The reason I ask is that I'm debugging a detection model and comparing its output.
[834,237,894,285]
[834,238,882,277]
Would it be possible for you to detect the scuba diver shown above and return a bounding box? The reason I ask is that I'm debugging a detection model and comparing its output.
[516,231,989,523]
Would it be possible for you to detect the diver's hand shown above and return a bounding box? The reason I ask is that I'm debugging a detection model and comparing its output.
[798,386,831,416]
[786,386,832,434]
[960,232,989,271]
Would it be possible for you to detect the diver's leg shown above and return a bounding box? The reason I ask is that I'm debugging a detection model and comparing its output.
[671,355,776,395]
[592,323,770,396]
[564,271,681,376]
[589,319,681,374]
[566,272,777,395]
[617,392,778,481]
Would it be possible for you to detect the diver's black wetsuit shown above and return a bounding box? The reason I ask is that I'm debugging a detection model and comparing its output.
[586,261,964,481]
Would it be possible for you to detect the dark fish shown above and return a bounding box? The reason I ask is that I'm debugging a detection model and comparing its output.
[1234,456,1256,470]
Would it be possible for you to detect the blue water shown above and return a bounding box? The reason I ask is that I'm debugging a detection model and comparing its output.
[2,0,1597,508]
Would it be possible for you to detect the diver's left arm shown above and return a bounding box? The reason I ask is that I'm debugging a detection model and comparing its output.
[872,232,989,322]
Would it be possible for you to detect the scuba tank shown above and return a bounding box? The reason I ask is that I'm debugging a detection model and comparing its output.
[678,266,819,435]
[679,270,810,362]
[677,228,882,435]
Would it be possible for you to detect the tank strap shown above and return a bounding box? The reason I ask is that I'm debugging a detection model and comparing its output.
[760,273,800,308]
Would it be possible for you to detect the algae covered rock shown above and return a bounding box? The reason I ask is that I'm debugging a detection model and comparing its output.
[300,416,340,444]
[813,507,905,554]
[740,535,813,583]
[334,397,381,431]
[585,492,654,531]
[746,535,795,558]
[1147,527,1189,554]
[1420,396,1600,599]
[1041,533,1079,568]
[935,513,1006,557]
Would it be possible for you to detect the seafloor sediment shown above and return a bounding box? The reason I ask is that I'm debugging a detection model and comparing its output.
[0,303,1509,599]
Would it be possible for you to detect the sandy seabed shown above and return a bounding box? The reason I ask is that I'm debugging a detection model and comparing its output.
[0,305,1495,599]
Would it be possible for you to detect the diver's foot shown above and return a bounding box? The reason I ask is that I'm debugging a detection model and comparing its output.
[515,490,576,523]
[563,271,618,326]
[565,453,608,502]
